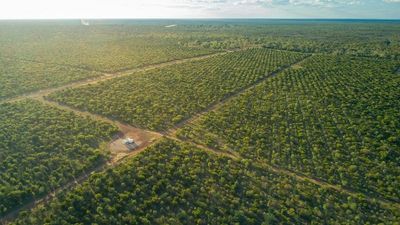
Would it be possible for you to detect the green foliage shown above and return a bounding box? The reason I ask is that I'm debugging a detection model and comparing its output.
[1,21,398,99]
[12,139,400,225]
[48,49,306,131]
[0,24,216,73]
[1,21,399,224]
[0,100,118,216]
[177,22,400,59]
[178,55,400,201]
[0,57,103,99]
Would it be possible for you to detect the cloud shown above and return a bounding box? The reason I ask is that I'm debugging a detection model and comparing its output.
[148,0,400,9]
[228,0,363,8]
[270,0,361,7]
[0,0,398,19]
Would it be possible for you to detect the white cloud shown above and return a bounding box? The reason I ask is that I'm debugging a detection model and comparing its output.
[270,0,361,7]
[230,0,363,8]
[0,0,398,19]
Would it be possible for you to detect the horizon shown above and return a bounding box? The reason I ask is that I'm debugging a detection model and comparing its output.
[1,18,399,22]
[1,18,400,20]
[0,2,399,224]
[1,0,399,20]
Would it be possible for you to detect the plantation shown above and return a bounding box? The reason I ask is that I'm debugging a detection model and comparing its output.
[48,48,306,131]
[12,139,400,225]
[2,21,398,74]
[1,19,399,224]
[0,57,103,99]
[170,21,400,58]
[0,23,216,73]
[177,55,400,201]
[0,100,118,216]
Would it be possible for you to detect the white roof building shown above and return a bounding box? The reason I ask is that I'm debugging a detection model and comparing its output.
[122,138,138,151]
[123,138,135,145]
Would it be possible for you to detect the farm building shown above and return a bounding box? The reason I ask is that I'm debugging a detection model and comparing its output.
[122,138,138,150]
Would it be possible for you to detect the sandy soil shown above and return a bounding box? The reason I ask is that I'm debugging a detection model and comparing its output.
[108,123,161,164]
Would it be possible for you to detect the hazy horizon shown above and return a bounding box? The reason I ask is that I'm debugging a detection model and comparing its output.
[1,0,399,20]
[1,18,400,20]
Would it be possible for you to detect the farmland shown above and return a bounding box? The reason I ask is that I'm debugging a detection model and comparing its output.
[177,54,400,201]
[0,57,103,100]
[168,21,400,58]
[0,22,217,100]
[0,20,399,224]
[11,139,400,225]
[0,23,216,73]
[48,48,306,131]
[0,100,118,217]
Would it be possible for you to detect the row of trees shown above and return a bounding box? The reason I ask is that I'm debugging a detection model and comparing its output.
[0,25,217,74]
[2,22,397,99]
[262,37,400,59]
[48,48,306,131]
[177,23,400,59]
[0,100,118,216]
[0,57,103,100]
[12,139,399,224]
[177,54,400,201]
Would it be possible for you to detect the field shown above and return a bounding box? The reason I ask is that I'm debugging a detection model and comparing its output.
[167,20,400,58]
[0,20,398,99]
[48,48,306,131]
[177,54,400,201]
[0,23,216,73]
[0,20,399,224]
[11,139,400,225]
[0,22,217,100]
[0,100,118,217]
[0,57,103,99]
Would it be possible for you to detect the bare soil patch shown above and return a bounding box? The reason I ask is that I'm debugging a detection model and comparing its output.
[109,123,161,164]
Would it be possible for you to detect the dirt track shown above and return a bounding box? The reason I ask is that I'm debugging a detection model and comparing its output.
[0,51,228,104]
[2,49,399,224]
[165,54,312,136]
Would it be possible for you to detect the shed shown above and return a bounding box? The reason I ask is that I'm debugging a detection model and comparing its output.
[122,138,138,150]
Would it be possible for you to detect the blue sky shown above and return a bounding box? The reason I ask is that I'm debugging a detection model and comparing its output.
[0,0,399,19]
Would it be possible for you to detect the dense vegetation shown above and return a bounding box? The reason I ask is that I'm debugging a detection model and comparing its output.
[176,22,400,59]
[178,55,400,201]
[0,100,118,216]
[12,139,400,225]
[1,20,399,224]
[0,57,103,99]
[1,21,397,98]
[0,23,216,73]
[48,49,306,131]
[1,20,398,76]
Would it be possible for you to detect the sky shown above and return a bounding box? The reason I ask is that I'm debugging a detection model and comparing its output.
[0,0,399,19]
